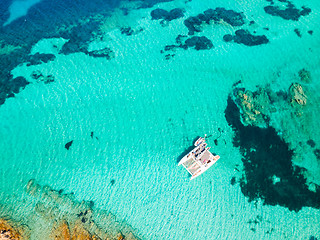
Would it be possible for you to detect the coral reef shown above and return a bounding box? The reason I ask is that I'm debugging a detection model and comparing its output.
[26,179,139,240]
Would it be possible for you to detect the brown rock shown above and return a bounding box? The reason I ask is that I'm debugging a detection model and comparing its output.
[51,220,71,240]
[117,233,125,240]
[71,222,92,240]
[0,219,23,240]
[289,83,307,106]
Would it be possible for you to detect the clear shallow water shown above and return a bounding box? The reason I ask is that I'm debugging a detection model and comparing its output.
[1,0,320,239]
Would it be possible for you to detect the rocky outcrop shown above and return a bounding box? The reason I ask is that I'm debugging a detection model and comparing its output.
[26,179,140,240]
[0,219,25,240]
[289,83,307,106]
[234,88,271,127]
[51,220,71,240]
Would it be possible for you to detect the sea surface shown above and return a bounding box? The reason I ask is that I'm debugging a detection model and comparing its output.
[0,0,320,239]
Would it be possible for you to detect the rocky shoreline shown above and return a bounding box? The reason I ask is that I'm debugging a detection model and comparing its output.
[1,179,140,240]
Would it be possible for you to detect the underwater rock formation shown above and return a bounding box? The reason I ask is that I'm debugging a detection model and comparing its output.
[184,8,245,35]
[26,53,56,66]
[264,0,311,21]
[233,87,271,127]
[59,20,102,55]
[298,68,312,83]
[26,179,139,240]
[184,36,213,50]
[31,70,55,84]
[289,83,307,106]
[223,29,269,46]
[65,140,74,150]
[225,95,320,212]
[0,76,30,105]
[86,47,115,59]
[120,27,143,36]
[0,218,25,240]
[151,8,185,22]
[162,35,213,55]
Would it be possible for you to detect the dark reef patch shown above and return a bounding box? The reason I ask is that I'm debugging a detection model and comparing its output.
[223,29,269,46]
[30,71,55,84]
[184,36,213,50]
[184,8,245,35]
[307,140,316,148]
[0,0,123,107]
[310,236,318,240]
[110,179,115,185]
[224,95,320,211]
[162,35,213,56]
[26,53,56,66]
[264,0,311,21]
[65,140,74,150]
[120,26,143,36]
[151,8,184,22]
[120,27,134,36]
[294,28,301,37]
[314,149,320,160]
[59,20,102,55]
[0,76,30,104]
[86,47,115,59]
[137,0,173,9]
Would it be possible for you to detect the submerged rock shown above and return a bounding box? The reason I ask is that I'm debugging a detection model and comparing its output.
[151,8,184,22]
[233,87,271,127]
[264,1,311,21]
[26,53,56,66]
[184,7,245,35]
[65,140,74,150]
[87,47,115,59]
[224,95,320,212]
[223,29,269,46]
[184,36,214,50]
[298,68,312,83]
[163,35,213,55]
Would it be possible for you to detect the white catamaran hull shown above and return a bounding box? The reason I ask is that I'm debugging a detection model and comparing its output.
[178,136,220,180]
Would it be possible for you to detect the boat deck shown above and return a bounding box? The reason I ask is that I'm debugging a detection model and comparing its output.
[178,136,220,180]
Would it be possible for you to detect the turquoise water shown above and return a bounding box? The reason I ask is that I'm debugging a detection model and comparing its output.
[1,0,320,239]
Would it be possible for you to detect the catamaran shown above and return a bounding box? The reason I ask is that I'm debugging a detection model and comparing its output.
[178,136,220,180]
